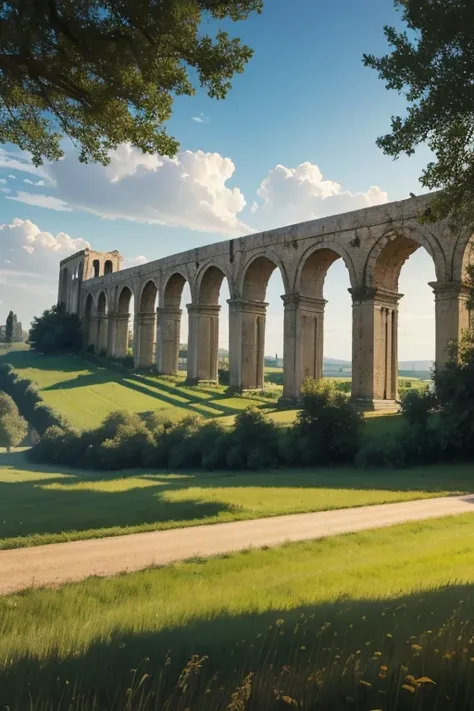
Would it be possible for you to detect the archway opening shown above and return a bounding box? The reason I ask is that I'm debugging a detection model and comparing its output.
[299,248,352,389]
[104,259,113,275]
[117,286,134,361]
[196,265,230,383]
[96,291,108,356]
[241,256,285,390]
[92,259,100,278]
[372,234,436,399]
[136,281,158,368]
[158,273,188,375]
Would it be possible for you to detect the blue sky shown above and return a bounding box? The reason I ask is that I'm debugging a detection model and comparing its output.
[0,0,436,360]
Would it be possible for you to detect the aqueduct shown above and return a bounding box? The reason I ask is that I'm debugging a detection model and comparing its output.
[58,194,474,407]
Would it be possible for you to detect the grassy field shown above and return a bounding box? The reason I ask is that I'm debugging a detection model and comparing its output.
[0,349,418,430]
[0,349,280,429]
[1,449,473,549]
[3,515,474,708]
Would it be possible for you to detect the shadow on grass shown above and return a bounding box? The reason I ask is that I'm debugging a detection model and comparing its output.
[2,448,474,548]
[2,583,474,709]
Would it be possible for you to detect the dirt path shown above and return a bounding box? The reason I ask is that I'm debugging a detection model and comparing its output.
[2,494,474,595]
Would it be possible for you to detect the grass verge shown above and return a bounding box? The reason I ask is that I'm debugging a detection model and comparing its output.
[1,449,472,549]
[2,515,474,708]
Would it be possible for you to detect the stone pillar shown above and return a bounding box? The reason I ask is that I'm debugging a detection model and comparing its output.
[156,307,182,374]
[96,315,108,355]
[106,313,117,358]
[430,281,471,368]
[227,299,267,390]
[113,313,130,359]
[135,312,157,369]
[82,317,96,350]
[351,287,401,406]
[186,304,221,383]
[282,294,327,400]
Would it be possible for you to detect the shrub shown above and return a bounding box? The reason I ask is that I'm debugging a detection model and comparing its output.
[29,303,83,353]
[400,388,436,427]
[334,380,351,394]
[218,357,230,385]
[193,420,229,470]
[98,422,154,470]
[293,379,364,465]
[0,392,28,451]
[432,331,474,457]
[356,424,441,469]
[227,407,280,469]
[0,363,67,434]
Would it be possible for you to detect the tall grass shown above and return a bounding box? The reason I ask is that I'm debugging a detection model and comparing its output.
[3,516,474,708]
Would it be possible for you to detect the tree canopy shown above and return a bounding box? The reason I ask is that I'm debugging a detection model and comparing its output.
[29,303,83,353]
[0,392,27,452]
[5,311,15,343]
[363,0,474,221]
[0,0,262,166]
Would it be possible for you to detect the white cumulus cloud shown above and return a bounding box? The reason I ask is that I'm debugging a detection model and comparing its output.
[253,162,388,228]
[1,144,250,236]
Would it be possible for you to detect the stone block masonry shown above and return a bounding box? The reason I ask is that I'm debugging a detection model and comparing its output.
[58,194,474,406]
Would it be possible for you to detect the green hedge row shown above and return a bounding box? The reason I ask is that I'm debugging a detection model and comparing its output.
[30,380,365,471]
[0,363,69,435]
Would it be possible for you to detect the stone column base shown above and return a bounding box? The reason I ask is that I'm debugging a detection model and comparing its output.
[352,397,399,412]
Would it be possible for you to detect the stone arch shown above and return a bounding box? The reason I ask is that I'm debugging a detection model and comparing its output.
[82,292,95,349]
[83,292,94,319]
[156,272,189,375]
[188,263,230,384]
[139,280,158,312]
[364,225,445,290]
[95,290,108,354]
[163,272,187,308]
[59,267,69,305]
[114,285,134,360]
[104,259,113,275]
[97,291,108,315]
[452,227,474,282]
[197,264,227,305]
[296,243,356,298]
[118,285,134,314]
[92,259,100,278]
[241,253,289,301]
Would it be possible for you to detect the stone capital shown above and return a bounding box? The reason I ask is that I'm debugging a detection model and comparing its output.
[114,312,131,321]
[186,303,221,317]
[227,298,268,315]
[349,286,402,307]
[156,306,182,319]
[136,311,157,323]
[429,280,471,301]
[281,293,327,312]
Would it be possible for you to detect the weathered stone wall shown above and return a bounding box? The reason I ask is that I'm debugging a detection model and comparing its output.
[59,193,474,405]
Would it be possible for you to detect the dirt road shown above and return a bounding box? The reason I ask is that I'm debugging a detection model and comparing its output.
[1,494,474,595]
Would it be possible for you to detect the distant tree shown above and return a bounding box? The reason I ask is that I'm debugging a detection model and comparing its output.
[0,392,28,452]
[29,303,82,354]
[5,311,15,343]
[364,0,474,221]
[0,0,261,167]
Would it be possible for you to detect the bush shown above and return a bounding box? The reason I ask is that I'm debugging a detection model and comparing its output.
[400,388,436,427]
[293,379,364,465]
[334,380,351,394]
[0,392,28,451]
[218,357,230,385]
[432,331,474,457]
[98,422,154,470]
[227,407,280,470]
[29,303,83,354]
[356,424,441,469]
[0,363,67,434]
